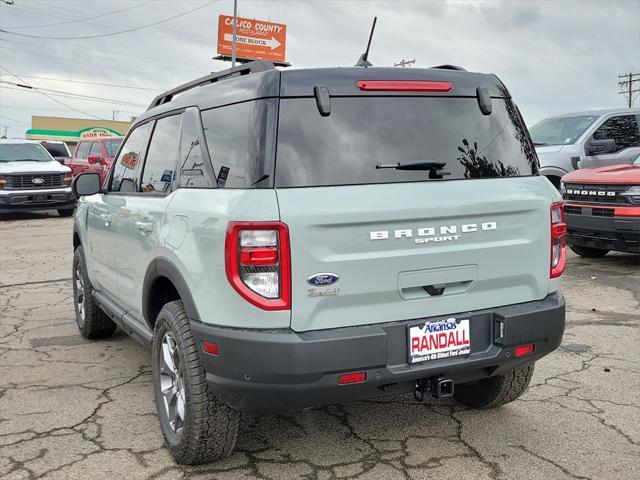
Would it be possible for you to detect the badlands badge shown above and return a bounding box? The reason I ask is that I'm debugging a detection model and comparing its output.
[408,318,470,364]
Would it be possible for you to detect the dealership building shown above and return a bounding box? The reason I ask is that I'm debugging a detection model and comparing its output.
[25,116,132,146]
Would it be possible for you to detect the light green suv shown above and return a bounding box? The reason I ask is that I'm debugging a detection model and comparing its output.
[71,61,566,464]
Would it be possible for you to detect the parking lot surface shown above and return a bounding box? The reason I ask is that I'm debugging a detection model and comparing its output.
[0,213,638,480]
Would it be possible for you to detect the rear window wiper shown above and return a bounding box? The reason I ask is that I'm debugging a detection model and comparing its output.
[376,160,451,178]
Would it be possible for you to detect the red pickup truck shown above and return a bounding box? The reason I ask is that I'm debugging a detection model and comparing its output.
[68,137,123,185]
[561,154,640,257]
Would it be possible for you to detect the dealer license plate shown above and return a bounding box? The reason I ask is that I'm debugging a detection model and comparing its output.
[408,318,471,364]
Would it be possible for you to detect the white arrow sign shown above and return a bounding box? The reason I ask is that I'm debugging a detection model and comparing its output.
[224,33,281,50]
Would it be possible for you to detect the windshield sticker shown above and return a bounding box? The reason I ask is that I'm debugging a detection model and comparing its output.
[217,165,229,187]
[121,151,139,170]
[161,170,174,183]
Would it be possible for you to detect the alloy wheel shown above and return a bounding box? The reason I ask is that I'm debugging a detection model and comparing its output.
[159,332,186,436]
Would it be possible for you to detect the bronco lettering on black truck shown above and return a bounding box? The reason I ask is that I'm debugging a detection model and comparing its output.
[71,60,566,465]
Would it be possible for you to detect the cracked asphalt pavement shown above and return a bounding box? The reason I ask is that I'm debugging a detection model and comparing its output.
[1,213,639,480]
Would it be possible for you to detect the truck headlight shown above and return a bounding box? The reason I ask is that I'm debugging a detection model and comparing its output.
[621,185,640,205]
[560,181,566,195]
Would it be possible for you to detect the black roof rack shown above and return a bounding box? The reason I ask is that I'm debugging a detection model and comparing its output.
[147,60,276,111]
[431,64,467,71]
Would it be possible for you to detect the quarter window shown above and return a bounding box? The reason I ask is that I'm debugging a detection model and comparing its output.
[592,115,640,153]
[200,100,275,188]
[75,142,90,160]
[179,109,215,188]
[110,122,152,192]
[141,114,181,194]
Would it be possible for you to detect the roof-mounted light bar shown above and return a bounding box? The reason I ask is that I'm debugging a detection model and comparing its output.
[357,80,453,92]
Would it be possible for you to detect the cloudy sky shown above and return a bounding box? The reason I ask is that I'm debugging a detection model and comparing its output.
[0,0,638,138]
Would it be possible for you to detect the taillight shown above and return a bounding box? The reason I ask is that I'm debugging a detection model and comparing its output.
[550,202,566,278]
[225,221,291,310]
[357,80,453,92]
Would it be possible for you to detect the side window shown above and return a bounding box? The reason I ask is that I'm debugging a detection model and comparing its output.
[110,122,152,193]
[75,142,90,160]
[201,100,274,188]
[140,114,181,194]
[89,142,102,159]
[592,115,640,153]
[179,109,215,188]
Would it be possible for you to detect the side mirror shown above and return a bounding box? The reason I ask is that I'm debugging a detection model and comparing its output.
[586,138,615,156]
[72,173,101,197]
[87,154,102,164]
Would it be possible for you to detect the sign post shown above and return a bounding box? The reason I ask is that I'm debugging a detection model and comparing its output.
[216,14,287,65]
[231,0,237,67]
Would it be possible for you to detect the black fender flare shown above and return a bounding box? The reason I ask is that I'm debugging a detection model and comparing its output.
[142,258,201,327]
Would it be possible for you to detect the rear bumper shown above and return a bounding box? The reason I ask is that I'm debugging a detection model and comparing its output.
[191,292,565,414]
[564,205,640,253]
[0,188,75,213]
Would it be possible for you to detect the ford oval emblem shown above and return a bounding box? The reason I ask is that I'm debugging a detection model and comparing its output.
[307,273,340,286]
[32,177,45,185]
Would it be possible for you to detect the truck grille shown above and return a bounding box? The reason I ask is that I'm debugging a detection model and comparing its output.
[4,173,66,190]
[563,183,631,205]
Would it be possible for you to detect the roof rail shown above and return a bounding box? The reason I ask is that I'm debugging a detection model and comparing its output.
[147,60,276,111]
[431,64,467,71]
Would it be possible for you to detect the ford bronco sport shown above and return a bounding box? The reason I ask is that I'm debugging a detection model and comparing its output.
[71,61,566,465]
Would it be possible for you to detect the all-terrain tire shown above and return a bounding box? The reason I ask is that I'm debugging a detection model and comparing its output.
[58,208,74,217]
[454,363,535,409]
[72,246,117,339]
[152,300,240,465]
[570,245,609,258]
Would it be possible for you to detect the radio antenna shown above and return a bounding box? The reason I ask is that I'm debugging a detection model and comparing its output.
[355,17,377,67]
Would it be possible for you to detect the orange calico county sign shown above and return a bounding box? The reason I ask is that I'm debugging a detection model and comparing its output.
[217,15,287,63]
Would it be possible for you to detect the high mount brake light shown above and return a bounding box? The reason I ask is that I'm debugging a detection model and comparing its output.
[225,221,291,311]
[357,80,453,92]
[550,202,566,279]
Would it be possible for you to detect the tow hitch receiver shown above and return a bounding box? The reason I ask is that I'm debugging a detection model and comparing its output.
[414,377,455,401]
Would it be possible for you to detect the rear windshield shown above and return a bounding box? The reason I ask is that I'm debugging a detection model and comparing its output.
[275,97,537,187]
[40,142,70,157]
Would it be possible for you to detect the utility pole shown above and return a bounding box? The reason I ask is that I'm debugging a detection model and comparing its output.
[618,73,640,108]
[112,110,120,121]
[394,58,415,67]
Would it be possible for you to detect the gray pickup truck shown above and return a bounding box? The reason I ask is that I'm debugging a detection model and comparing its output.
[530,108,640,188]
[71,61,566,464]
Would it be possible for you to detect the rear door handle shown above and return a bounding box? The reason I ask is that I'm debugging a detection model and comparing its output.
[135,221,154,234]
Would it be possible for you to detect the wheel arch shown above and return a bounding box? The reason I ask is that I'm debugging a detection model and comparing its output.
[73,223,82,249]
[142,258,201,330]
[539,166,569,190]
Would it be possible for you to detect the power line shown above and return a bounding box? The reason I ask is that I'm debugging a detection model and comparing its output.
[0,38,207,71]
[0,1,217,40]
[0,74,162,92]
[0,65,100,119]
[4,1,215,45]
[1,81,147,108]
[0,45,204,79]
[618,72,640,108]
[3,0,155,30]
[0,115,29,126]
